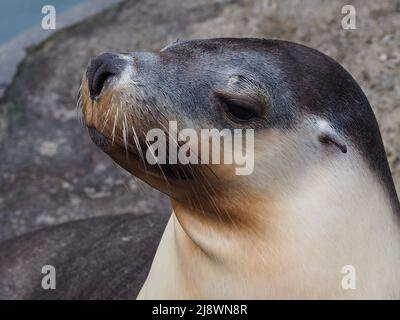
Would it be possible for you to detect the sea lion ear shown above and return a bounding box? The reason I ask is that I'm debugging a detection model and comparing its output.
[315,119,348,154]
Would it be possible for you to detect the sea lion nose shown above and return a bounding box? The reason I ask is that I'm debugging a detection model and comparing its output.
[86,53,127,100]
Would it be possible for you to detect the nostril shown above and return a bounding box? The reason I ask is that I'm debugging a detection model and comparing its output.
[86,53,128,100]
[91,66,115,100]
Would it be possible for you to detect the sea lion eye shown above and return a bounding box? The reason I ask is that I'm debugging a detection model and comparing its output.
[223,99,257,121]
[215,92,262,122]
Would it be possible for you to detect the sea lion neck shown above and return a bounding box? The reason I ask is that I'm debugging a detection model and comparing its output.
[169,198,274,261]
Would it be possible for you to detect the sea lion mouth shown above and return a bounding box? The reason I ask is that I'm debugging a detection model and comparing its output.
[86,124,195,181]
[88,127,110,148]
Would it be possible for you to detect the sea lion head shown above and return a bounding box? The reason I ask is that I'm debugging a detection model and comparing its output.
[78,38,399,223]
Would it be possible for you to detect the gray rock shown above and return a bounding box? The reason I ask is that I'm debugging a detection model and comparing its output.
[0,212,169,299]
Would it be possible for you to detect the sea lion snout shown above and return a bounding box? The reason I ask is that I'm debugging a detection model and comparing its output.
[86,53,128,100]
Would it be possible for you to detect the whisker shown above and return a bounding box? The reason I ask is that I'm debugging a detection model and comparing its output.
[122,112,129,158]
[112,107,119,144]
[144,138,170,187]
[75,94,85,126]
[100,107,112,132]
[132,126,148,174]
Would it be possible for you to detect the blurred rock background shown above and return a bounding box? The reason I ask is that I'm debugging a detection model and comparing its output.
[0,0,399,242]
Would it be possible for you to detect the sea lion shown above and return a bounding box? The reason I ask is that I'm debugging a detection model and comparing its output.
[77,38,400,299]
[76,38,400,299]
